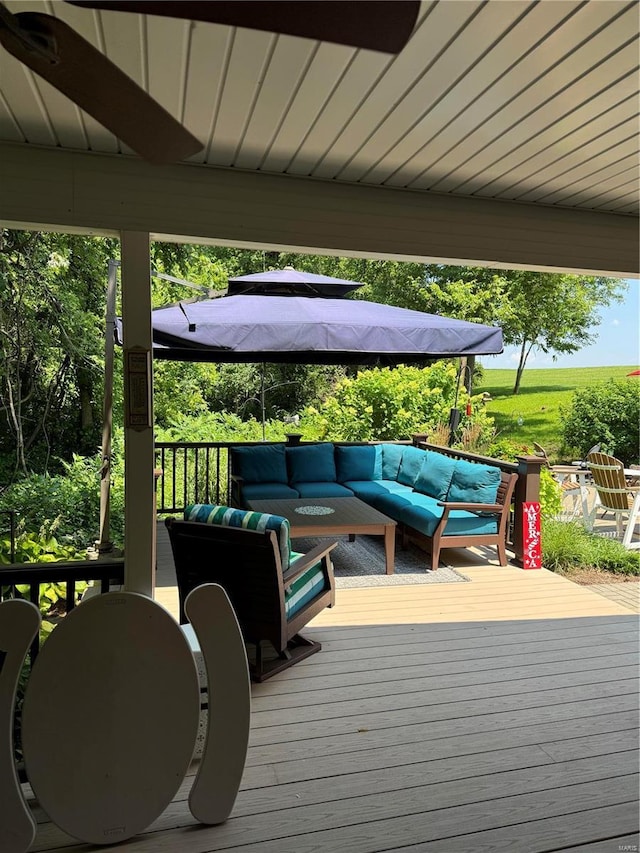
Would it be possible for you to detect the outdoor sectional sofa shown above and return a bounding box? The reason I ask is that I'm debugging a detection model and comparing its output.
[230,442,518,570]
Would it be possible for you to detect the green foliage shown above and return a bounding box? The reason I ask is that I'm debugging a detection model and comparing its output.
[298,363,494,442]
[542,519,640,576]
[0,432,125,549]
[0,229,117,475]
[559,381,640,466]
[0,526,84,566]
[538,468,563,519]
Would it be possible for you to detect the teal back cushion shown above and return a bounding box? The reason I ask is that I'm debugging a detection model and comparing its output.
[397,446,426,487]
[231,444,288,484]
[335,445,382,483]
[185,503,291,569]
[448,460,502,504]
[287,443,336,483]
[414,451,457,501]
[381,444,405,480]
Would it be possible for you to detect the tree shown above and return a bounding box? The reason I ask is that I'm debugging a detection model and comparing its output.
[420,266,626,394]
[0,230,115,477]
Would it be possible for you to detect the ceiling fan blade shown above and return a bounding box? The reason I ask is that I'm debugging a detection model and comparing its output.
[66,1,421,54]
[0,11,202,164]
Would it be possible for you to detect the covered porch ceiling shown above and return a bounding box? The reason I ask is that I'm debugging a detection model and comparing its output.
[0,0,638,276]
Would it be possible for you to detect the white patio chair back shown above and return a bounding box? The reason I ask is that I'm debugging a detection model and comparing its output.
[587,451,640,549]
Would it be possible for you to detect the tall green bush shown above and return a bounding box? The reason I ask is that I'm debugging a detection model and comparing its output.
[559,380,640,465]
[298,363,494,442]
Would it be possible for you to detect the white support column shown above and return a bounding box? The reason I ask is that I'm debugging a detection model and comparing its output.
[120,231,155,597]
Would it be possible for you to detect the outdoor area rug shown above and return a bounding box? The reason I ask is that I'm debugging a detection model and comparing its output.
[291,535,471,588]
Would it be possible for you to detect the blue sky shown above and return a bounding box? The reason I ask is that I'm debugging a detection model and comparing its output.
[481,278,639,370]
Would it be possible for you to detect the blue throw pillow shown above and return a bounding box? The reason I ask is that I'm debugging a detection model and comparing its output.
[397,445,426,487]
[287,443,336,484]
[230,444,288,484]
[414,451,457,501]
[448,460,501,504]
[381,444,405,480]
[335,445,382,483]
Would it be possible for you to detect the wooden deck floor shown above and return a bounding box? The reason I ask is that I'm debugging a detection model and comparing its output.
[30,532,639,853]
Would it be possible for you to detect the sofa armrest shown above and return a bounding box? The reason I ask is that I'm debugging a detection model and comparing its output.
[284,541,338,585]
[437,500,503,514]
[230,473,245,507]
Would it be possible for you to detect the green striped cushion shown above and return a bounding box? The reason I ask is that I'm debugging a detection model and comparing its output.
[285,552,327,618]
[185,504,291,570]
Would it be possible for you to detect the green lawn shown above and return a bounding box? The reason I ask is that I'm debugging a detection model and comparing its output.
[476,365,636,461]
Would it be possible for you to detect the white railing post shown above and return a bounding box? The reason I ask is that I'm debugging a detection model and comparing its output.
[121,231,155,597]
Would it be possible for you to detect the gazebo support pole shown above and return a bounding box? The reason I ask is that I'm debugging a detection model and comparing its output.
[121,231,155,597]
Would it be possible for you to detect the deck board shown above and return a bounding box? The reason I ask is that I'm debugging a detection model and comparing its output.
[28,527,639,853]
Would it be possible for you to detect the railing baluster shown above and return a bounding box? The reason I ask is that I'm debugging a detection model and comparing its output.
[194,446,200,503]
[205,447,211,504]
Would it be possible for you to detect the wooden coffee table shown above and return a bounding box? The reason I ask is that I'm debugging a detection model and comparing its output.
[246,496,397,574]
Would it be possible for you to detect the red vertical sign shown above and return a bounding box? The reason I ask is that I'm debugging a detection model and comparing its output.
[522,501,542,569]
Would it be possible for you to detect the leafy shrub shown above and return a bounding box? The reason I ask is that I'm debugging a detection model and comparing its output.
[539,468,563,519]
[299,363,494,442]
[559,380,640,465]
[0,432,126,550]
[542,519,640,576]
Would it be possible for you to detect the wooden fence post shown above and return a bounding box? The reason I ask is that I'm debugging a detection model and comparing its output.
[512,455,545,567]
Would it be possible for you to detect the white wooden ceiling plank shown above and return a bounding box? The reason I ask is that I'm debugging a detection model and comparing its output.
[537,155,638,205]
[510,121,638,202]
[587,184,638,211]
[453,72,638,197]
[0,91,23,143]
[181,23,232,164]
[605,199,638,214]
[568,172,639,209]
[431,47,638,195]
[259,41,355,174]
[424,4,638,192]
[337,1,540,184]
[29,79,88,149]
[386,0,633,191]
[0,52,57,146]
[311,1,476,180]
[146,16,190,118]
[234,36,318,171]
[368,0,578,188]
[99,8,144,86]
[207,29,274,167]
[286,50,391,176]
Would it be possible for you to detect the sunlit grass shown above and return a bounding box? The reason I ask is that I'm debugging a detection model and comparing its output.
[476,365,636,459]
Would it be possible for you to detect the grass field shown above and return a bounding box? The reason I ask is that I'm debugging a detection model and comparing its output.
[476,365,637,460]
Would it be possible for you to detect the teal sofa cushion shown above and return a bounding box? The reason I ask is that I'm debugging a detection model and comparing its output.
[296,482,354,498]
[449,460,501,504]
[287,443,336,484]
[373,491,414,519]
[397,445,426,487]
[335,444,382,483]
[231,444,288,484]
[396,494,498,538]
[345,479,414,505]
[185,503,291,570]
[414,450,457,501]
[241,482,300,502]
[381,444,404,480]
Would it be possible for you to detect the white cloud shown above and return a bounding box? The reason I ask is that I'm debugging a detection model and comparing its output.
[611,319,620,326]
